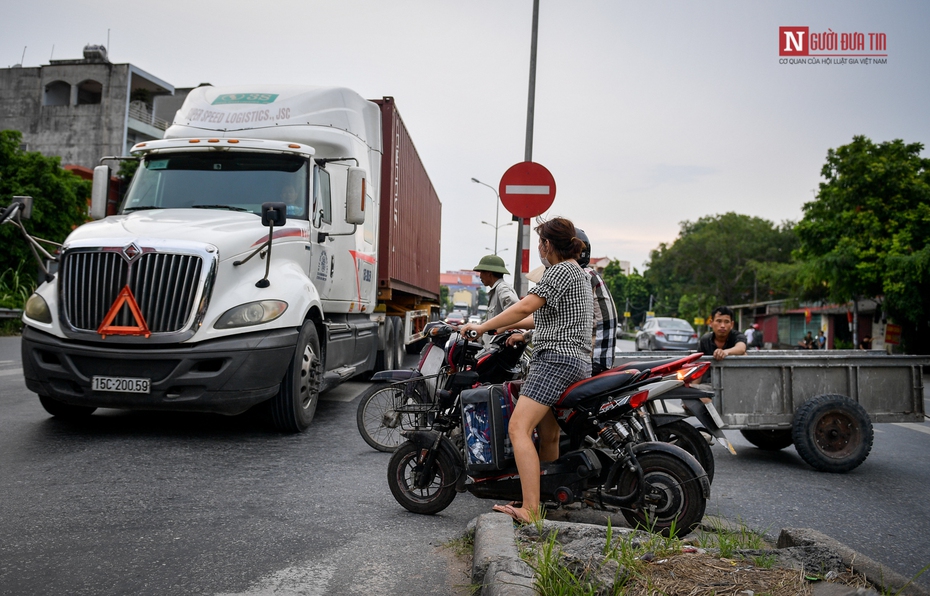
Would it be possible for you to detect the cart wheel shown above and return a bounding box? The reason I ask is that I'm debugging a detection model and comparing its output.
[740,429,794,451]
[792,394,873,473]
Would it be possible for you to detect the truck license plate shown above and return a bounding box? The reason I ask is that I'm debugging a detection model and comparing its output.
[92,376,151,394]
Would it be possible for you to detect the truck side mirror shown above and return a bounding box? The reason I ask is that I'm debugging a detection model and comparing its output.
[261,202,287,227]
[12,196,32,219]
[346,167,366,225]
[91,165,110,220]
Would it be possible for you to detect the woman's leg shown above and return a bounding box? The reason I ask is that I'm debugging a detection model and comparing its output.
[536,409,560,463]
[504,395,552,521]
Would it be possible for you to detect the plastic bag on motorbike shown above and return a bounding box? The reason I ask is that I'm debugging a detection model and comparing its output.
[461,384,517,471]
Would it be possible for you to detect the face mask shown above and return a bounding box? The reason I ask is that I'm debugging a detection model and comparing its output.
[539,252,551,268]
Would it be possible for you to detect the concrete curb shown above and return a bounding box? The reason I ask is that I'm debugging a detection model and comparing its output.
[472,515,930,596]
[471,514,535,596]
[779,528,930,596]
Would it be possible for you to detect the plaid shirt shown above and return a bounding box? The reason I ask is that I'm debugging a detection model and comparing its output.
[587,268,618,370]
[528,260,593,361]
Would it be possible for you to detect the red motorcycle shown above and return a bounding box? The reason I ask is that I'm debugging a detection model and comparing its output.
[387,340,713,536]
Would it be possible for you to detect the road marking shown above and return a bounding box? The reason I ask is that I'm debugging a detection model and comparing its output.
[892,422,930,436]
[0,368,23,377]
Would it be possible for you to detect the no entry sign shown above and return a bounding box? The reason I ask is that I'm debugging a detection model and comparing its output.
[498,161,556,219]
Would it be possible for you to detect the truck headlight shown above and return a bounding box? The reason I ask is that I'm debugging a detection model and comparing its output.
[24,293,52,323]
[214,300,288,329]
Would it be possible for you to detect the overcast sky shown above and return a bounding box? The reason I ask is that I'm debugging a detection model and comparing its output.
[4,1,929,279]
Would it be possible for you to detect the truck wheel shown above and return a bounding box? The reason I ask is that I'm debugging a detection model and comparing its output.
[39,395,96,419]
[792,394,873,473]
[740,429,794,451]
[375,317,397,372]
[270,321,322,433]
[390,315,405,368]
[405,337,427,355]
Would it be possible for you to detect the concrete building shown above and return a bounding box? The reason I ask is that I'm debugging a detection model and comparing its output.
[0,45,185,169]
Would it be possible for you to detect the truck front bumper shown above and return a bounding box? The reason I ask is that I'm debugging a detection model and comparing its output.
[21,326,297,415]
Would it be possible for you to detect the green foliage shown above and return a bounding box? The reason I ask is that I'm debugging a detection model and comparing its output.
[0,262,35,309]
[440,285,452,312]
[0,130,91,275]
[793,136,930,353]
[644,213,798,318]
[601,261,653,327]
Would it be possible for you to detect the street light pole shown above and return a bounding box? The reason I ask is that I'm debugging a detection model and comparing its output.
[471,177,508,255]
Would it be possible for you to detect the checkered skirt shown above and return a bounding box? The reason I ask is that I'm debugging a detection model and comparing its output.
[520,350,591,407]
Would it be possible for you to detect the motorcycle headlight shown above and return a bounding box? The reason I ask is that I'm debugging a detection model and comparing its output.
[24,293,52,324]
[214,300,288,329]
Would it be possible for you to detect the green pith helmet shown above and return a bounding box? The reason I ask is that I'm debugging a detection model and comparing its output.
[473,254,510,275]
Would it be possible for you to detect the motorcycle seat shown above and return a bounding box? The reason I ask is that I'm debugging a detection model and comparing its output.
[555,368,641,409]
[610,352,703,376]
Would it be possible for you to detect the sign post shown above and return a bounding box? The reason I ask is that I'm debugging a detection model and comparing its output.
[499,161,556,293]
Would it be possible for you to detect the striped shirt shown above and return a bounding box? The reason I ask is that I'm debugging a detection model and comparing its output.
[528,260,593,361]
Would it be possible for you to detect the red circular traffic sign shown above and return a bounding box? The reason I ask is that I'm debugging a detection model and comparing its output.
[498,161,556,219]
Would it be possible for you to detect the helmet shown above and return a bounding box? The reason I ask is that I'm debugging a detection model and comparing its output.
[473,254,509,275]
[752,323,761,330]
[575,228,591,268]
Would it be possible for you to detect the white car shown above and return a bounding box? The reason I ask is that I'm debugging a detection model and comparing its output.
[468,315,482,324]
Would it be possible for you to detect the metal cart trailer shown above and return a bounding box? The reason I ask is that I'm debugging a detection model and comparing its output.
[615,350,928,473]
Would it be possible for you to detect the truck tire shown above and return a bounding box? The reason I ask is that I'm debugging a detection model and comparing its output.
[375,317,397,372]
[270,321,322,432]
[390,315,405,369]
[791,394,873,473]
[39,395,96,419]
[740,429,794,451]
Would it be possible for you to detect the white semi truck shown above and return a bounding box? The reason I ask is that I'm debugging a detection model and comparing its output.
[18,86,442,431]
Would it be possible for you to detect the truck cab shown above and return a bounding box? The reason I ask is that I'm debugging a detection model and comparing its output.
[20,86,440,432]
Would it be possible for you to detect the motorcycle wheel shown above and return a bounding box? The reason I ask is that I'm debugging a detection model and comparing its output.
[616,451,706,537]
[387,441,458,515]
[653,421,715,484]
[356,383,405,452]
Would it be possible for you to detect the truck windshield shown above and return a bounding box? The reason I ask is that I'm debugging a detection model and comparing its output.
[121,152,310,219]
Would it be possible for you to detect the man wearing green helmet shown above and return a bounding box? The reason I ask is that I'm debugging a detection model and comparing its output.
[474,254,519,322]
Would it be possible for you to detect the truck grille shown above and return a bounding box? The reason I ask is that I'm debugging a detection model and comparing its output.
[61,250,203,334]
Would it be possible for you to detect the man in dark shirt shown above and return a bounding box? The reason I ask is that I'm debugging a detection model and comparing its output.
[698,306,747,361]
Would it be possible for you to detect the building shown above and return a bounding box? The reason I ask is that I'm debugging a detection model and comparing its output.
[440,271,482,312]
[0,45,186,170]
[732,298,889,351]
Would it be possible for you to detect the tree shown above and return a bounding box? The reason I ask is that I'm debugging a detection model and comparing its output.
[793,136,930,353]
[644,212,798,318]
[0,130,91,277]
[601,262,653,328]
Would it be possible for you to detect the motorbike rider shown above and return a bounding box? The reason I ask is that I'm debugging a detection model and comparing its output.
[461,217,592,524]
[473,254,518,321]
[577,229,617,375]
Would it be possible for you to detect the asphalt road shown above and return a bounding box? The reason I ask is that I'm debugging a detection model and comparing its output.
[0,336,487,596]
[3,335,929,593]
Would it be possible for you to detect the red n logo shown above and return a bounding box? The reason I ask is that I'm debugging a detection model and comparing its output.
[779,27,809,56]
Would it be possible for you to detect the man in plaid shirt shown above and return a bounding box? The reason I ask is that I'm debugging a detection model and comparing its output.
[577,230,618,375]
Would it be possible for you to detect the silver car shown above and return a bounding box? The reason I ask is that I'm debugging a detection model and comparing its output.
[634,317,699,351]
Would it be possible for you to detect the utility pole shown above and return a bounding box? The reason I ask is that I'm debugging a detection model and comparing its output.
[514,0,539,296]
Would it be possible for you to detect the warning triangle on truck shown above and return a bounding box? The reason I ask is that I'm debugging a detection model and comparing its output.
[97,285,151,339]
